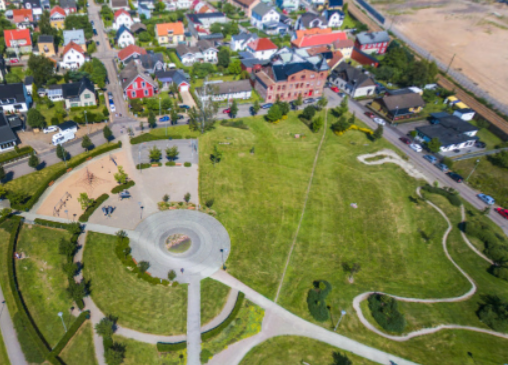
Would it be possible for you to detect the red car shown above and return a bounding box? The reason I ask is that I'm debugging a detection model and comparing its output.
[399,137,411,144]
[496,208,508,219]
[331,86,340,93]
[9,59,19,64]
[222,108,231,114]
[364,112,374,118]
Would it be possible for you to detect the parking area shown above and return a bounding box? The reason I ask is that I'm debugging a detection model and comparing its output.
[131,139,199,165]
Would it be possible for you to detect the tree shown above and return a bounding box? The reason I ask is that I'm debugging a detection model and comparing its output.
[427,137,442,153]
[301,105,316,120]
[227,59,242,75]
[81,135,93,152]
[27,54,55,86]
[114,166,128,184]
[184,192,191,203]
[165,146,179,161]
[103,125,113,142]
[161,97,172,111]
[332,352,352,365]
[28,153,39,170]
[230,100,238,117]
[476,119,490,130]
[138,261,150,273]
[59,237,76,257]
[278,101,290,116]
[211,145,223,167]
[293,94,303,110]
[148,111,156,128]
[252,100,260,115]
[162,194,170,203]
[77,192,94,211]
[95,315,117,338]
[477,295,508,332]
[168,108,177,125]
[105,344,126,365]
[56,144,68,161]
[342,2,348,14]
[0,166,5,182]
[87,41,97,54]
[312,116,323,133]
[27,108,46,129]
[65,14,93,39]
[138,31,151,43]
[266,104,282,123]
[63,262,78,277]
[38,10,57,36]
[490,150,508,169]
[368,294,406,333]
[331,117,351,133]
[217,48,230,68]
[149,146,162,162]
[317,96,328,110]
[67,280,87,303]
[372,125,383,140]
[342,262,361,281]
[335,96,348,116]
[168,270,176,281]
[210,23,222,34]
[306,280,332,322]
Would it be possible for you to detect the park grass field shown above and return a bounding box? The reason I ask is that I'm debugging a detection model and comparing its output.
[59,322,98,365]
[239,336,379,365]
[15,224,76,347]
[83,232,230,335]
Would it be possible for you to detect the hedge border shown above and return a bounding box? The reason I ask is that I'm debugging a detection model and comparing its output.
[0,146,34,166]
[33,218,82,233]
[130,133,185,145]
[11,142,121,211]
[111,180,135,194]
[78,194,109,222]
[48,311,90,358]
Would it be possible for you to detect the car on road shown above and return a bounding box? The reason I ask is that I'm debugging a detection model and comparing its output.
[478,193,495,205]
[222,108,231,114]
[109,103,116,112]
[303,98,315,104]
[179,104,190,109]
[330,86,340,93]
[447,172,464,183]
[409,143,422,152]
[423,154,437,163]
[176,114,184,119]
[476,141,486,149]
[91,20,94,25]
[43,126,58,134]
[496,208,508,219]
[338,92,346,98]
[399,137,411,144]
[159,115,169,122]
[435,163,449,172]
[262,103,273,109]
[107,91,113,99]
[96,41,100,46]
[364,112,374,118]
[373,117,385,125]
[9,59,19,64]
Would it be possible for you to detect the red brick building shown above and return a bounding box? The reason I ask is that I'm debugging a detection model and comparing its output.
[120,63,158,99]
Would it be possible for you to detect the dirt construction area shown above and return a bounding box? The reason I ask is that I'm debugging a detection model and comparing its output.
[374,0,508,105]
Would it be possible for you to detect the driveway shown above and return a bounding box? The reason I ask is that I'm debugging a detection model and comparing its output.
[181,90,197,109]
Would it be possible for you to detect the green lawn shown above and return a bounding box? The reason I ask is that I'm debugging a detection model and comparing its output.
[240,336,379,365]
[111,336,169,365]
[83,232,229,335]
[16,224,75,347]
[468,120,504,150]
[59,322,98,365]
[0,329,10,365]
[192,75,237,88]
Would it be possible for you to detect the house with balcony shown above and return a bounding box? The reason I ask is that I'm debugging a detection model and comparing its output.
[196,79,252,102]
[60,41,87,69]
[120,62,158,99]
[38,35,55,56]
[62,77,96,108]
[176,39,218,65]
[49,6,66,29]
[246,37,278,60]
[328,62,376,98]
[4,29,32,54]
[250,3,288,35]
[113,9,134,30]
[156,22,185,45]
[294,12,327,30]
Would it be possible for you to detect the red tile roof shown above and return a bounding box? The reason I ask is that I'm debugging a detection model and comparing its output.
[247,38,277,52]
[117,44,147,61]
[292,31,347,49]
[4,29,31,47]
[12,9,33,23]
[294,28,331,39]
[50,6,66,17]
[62,41,85,55]
[114,9,131,19]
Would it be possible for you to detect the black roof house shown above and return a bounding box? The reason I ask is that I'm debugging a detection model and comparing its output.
[62,77,94,100]
[417,113,478,147]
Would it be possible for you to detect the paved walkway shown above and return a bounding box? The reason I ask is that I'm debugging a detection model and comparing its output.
[0,285,27,365]
[187,278,201,365]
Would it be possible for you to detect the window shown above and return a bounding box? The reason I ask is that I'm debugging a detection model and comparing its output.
[71,103,78,107]
[85,94,90,99]
[131,91,136,97]
[144,89,149,96]
[301,75,305,80]
[142,82,146,87]
[310,74,315,78]
[133,82,137,88]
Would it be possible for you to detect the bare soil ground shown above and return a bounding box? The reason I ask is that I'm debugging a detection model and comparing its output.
[374,0,508,104]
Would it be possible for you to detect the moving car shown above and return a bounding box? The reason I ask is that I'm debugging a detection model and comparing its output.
[496,208,508,219]
[331,86,340,93]
[43,126,58,134]
[364,112,374,118]
[159,115,169,122]
[222,108,231,114]
[447,172,464,183]
[435,163,449,172]
[478,193,495,205]
[179,104,190,109]
[262,103,273,109]
[409,143,422,152]
[109,103,116,112]
[399,137,411,144]
[423,154,437,163]
[373,117,385,125]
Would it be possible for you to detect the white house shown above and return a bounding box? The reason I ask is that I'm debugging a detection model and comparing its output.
[246,38,278,60]
[417,114,479,152]
[230,32,258,52]
[176,39,218,65]
[0,83,31,113]
[60,41,87,69]
[113,9,134,30]
[323,9,344,28]
[175,0,191,9]
[116,26,135,48]
[453,108,476,122]
[250,3,279,30]
[329,63,376,98]
[294,12,327,30]
[197,80,252,102]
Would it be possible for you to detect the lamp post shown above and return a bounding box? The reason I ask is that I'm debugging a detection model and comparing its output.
[64,209,69,222]
[58,312,67,332]
[333,310,346,332]
[466,159,480,182]
[138,202,144,219]
[220,248,227,270]
[0,300,5,318]
[84,110,89,134]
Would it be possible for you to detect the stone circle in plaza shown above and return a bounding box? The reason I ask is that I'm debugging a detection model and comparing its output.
[129,210,231,283]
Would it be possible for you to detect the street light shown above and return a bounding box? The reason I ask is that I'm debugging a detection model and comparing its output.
[466,159,480,182]
[57,312,67,332]
[333,310,346,332]
[138,202,144,219]
[0,300,5,318]
[220,248,228,270]
[64,209,69,222]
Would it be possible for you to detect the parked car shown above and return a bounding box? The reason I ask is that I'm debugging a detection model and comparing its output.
[179,104,190,109]
[91,20,94,25]
[9,59,19,64]
[423,154,437,163]
[373,117,385,125]
[107,91,113,99]
[435,163,449,172]
[399,137,411,145]
[338,92,346,98]
[409,143,422,152]
[110,103,116,112]
[478,193,495,205]
[364,112,374,118]
[476,141,486,149]
[96,41,100,46]
[447,172,464,183]
[496,208,508,219]
[43,125,58,134]
[222,108,231,114]
[303,98,315,104]
[159,115,169,122]
[176,114,184,120]
[331,86,340,93]
[262,103,273,109]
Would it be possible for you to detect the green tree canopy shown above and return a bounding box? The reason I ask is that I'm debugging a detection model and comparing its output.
[28,54,55,86]
[266,104,282,122]
[27,108,46,129]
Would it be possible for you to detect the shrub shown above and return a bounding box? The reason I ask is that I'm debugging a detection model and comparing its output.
[157,341,187,352]
[136,163,151,169]
[463,220,508,265]
[166,161,176,166]
[421,184,461,206]
[184,162,191,167]
[200,349,213,363]
[493,266,508,281]
[201,292,245,341]
[34,219,82,234]
[0,146,34,166]
[78,194,109,222]
[477,295,508,332]
[130,133,185,144]
[367,294,406,333]
[111,180,135,194]
[50,311,90,356]
[306,280,331,322]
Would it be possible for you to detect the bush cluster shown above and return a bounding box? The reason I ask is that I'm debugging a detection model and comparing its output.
[421,184,461,206]
[220,120,249,130]
[166,161,176,166]
[306,280,332,322]
[156,341,187,352]
[367,294,406,333]
[136,163,152,169]
[202,292,245,341]
[78,194,109,222]
[34,219,82,234]
[477,295,508,332]
[184,162,191,167]
[111,181,135,194]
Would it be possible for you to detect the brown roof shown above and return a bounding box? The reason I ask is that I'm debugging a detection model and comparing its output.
[232,0,258,7]
[306,45,330,56]
[332,38,355,50]
[130,23,147,33]
[120,62,157,89]
[327,51,344,69]
[382,93,425,111]
[255,69,275,86]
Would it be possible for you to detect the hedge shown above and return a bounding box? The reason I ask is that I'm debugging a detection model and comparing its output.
[166,161,176,166]
[34,219,82,234]
[11,142,121,211]
[130,133,185,144]
[0,146,34,166]
[421,184,461,207]
[184,162,191,167]
[136,163,152,170]
[202,292,245,341]
[111,180,135,194]
[368,293,406,333]
[78,194,109,222]
[157,341,187,352]
[49,311,90,357]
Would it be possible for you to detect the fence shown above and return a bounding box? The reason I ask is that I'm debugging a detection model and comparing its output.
[356,0,385,25]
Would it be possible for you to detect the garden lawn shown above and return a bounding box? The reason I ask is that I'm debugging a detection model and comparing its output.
[111,336,168,365]
[192,75,237,88]
[83,232,229,335]
[201,278,231,327]
[239,336,379,365]
[59,322,98,365]
[15,224,75,347]
[468,121,504,150]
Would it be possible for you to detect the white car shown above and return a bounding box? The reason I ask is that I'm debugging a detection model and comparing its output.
[373,117,386,125]
[43,126,58,134]
[110,103,116,112]
[409,143,422,152]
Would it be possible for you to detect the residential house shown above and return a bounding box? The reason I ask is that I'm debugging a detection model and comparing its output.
[49,6,66,29]
[171,0,191,9]
[372,93,425,121]
[115,25,135,48]
[22,0,42,20]
[113,9,134,30]
[453,108,475,121]
[42,0,50,10]
[0,113,19,152]
[38,35,55,56]
[0,82,31,113]
[138,3,151,19]
[63,29,86,52]
[355,31,390,55]
[196,4,213,13]
[130,23,148,34]
[350,47,379,67]
[43,84,64,101]
[250,3,288,35]
[246,38,278,60]
[111,0,129,10]
[240,56,270,73]
[60,41,87,69]
[24,76,34,95]
[156,22,185,45]
[275,0,299,12]
[291,27,329,40]
[306,46,343,70]
[4,29,32,54]
[294,12,327,30]
[309,0,325,10]
[230,32,258,52]
[186,12,227,29]
[331,37,354,59]
[292,29,347,49]
[176,39,218,65]
[62,77,96,108]
[326,0,342,10]
[12,9,33,29]
[154,69,189,91]
[197,79,252,102]
[139,52,164,73]
[59,0,76,13]
[0,0,5,11]
[328,62,376,98]
[323,9,344,28]
[117,44,147,64]
[416,113,478,152]
[228,0,260,17]
[120,62,158,99]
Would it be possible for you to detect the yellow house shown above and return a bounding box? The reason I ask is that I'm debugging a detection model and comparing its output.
[50,6,66,29]
[156,22,185,45]
[38,35,56,56]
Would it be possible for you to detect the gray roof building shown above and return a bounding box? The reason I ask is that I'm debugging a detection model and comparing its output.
[0,113,17,146]
[355,31,390,45]
[252,2,274,17]
[297,12,327,29]
[63,29,85,46]
[62,77,94,100]
[380,93,425,113]
[59,0,76,8]
[38,34,54,43]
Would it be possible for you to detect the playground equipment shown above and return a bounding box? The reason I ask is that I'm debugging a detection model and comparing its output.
[72,168,109,194]
[53,192,72,216]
